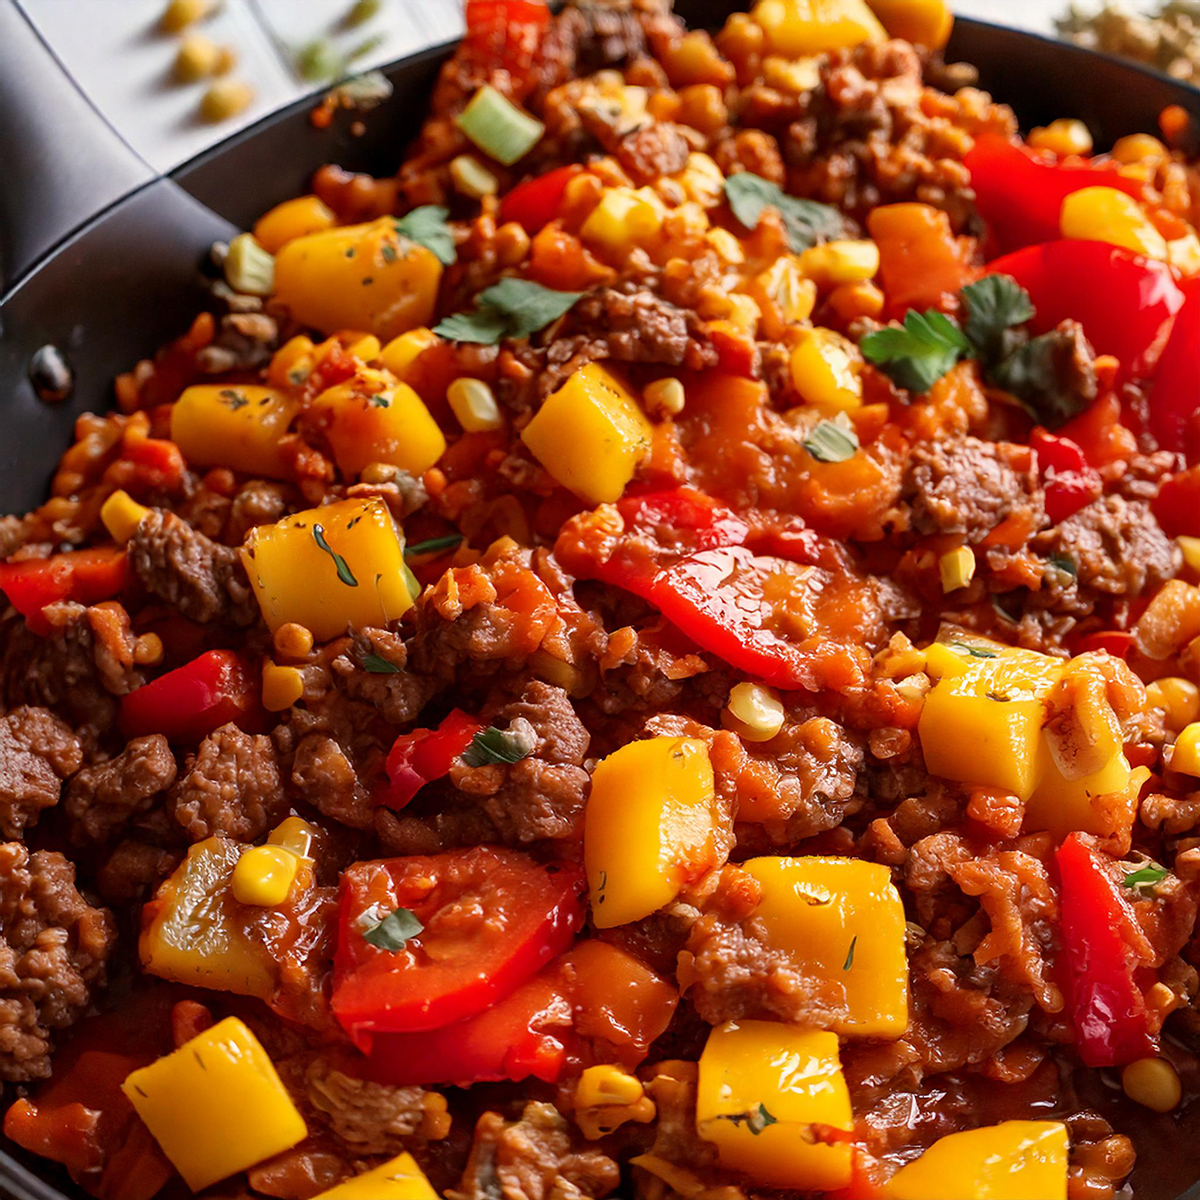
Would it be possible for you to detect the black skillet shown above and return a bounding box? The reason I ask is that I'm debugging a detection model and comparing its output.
[1,3,1199,1197]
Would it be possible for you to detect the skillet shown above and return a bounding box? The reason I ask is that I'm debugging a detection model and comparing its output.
[0,4,1199,1197]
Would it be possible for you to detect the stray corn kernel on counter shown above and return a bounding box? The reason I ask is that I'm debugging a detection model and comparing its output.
[3,1,1200,1198]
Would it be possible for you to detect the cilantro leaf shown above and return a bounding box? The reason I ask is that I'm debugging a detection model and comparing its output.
[724,172,844,252]
[361,905,424,951]
[462,724,535,767]
[1123,864,1169,892]
[434,278,582,345]
[404,533,464,560]
[361,652,401,674]
[962,274,1035,364]
[803,417,859,463]
[434,308,511,345]
[861,309,970,393]
[989,327,1095,428]
[396,205,456,266]
[312,524,358,587]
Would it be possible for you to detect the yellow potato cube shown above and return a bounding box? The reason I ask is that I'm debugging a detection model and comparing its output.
[742,855,909,1036]
[100,489,151,543]
[240,497,413,641]
[122,1017,307,1193]
[274,216,441,341]
[586,737,717,928]
[312,366,446,479]
[697,1021,853,1191]
[170,384,298,479]
[253,194,336,254]
[313,1151,440,1200]
[865,0,953,48]
[790,328,863,411]
[521,362,652,503]
[380,326,440,382]
[1172,722,1200,776]
[751,0,886,57]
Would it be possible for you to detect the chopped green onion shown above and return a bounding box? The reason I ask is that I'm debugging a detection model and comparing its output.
[404,533,464,560]
[456,84,544,166]
[224,233,275,296]
[450,155,500,200]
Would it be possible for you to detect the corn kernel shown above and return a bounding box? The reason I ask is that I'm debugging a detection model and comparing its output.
[679,152,725,207]
[790,328,862,411]
[706,228,745,264]
[762,55,822,93]
[133,633,165,667]
[797,239,880,287]
[1168,232,1200,276]
[1111,133,1168,164]
[644,377,686,418]
[232,845,300,908]
[380,327,439,382]
[450,155,499,199]
[101,489,150,543]
[1122,1057,1182,1113]
[201,79,254,124]
[751,255,818,331]
[161,0,212,32]
[828,280,884,321]
[581,187,665,255]
[174,33,220,82]
[273,622,314,661]
[448,378,503,432]
[1180,536,1200,573]
[576,1065,645,1109]
[1171,723,1200,776]
[939,546,975,593]
[1028,118,1093,157]
[263,660,304,712]
[725,681,785,742]
[1146,677,1200,733]
[268,816,317,859]
[347,334,381,363]
[1060,187,1168,259]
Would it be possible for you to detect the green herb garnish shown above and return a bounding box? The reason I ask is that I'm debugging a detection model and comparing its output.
[989,329,1094,428]
[219,388,249,409]
[434,277,582,346]
[462,725,534,767]
[861,309,971,393]
[361,905,424,951]
[949,641,999,659]
[362,652,401,674]
[312,524,358,587]
[716,1104,778,1135]
[962,274,1035,364]
[1123,864,1169,892]
[404,533,465,560]
[395,205,456,266]
[803,416,860,463]
[1048,552,1078,578]
[456,84,544,166]
[843,935,858,970]
[724,172,844,252]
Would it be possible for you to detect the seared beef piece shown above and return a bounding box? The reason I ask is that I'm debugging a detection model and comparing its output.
[331,629,438,727]
[0,707,83,839]
[617,122,691,184]
[0,842,116,1081]
[292,733,376,832]
[95,840,182,904]
[64,734,177,845]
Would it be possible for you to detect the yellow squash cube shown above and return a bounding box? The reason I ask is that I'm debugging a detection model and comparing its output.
[697,1021,853,1191]
[751,0,886,56]
[742,856,909,1037]
[586,737,717,928]
[312,366,446,479]
[253,194,336,254]
[170,385,298,479]
[274,217,441,341]
[1026,743,1139,842]
[240,497,413,641]
[521,362,652,504]
[381,327,440,382]
[313,1152,440,1200]
[886,1121,1068,1200]
[122,1017,307,1193]
[865,0,952,48]
[791,328,864,411]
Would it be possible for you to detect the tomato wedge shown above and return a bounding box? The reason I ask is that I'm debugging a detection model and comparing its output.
[381,708,483,810]
[333,847,586,1049]
[0,547,127,635]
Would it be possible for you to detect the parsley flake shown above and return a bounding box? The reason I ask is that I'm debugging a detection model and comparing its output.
[395,205,456,266]
[361,905,424,951]
[861,309,971,393]
[404,533,465,560]
[843,935,858,971]
[716,1104,778,1135]
[962,274,1035,364]
[803,416,860,463]
[989,327,1095,428]
[1048,552,1078,578]
[1123,864,1169,892]
[434,278,582,345]
[948,641,999,659]
[361,652,401,674]
[724,172,844,252]
[312,524,358,587]
[462,724,535,767]
[219,388,249,410]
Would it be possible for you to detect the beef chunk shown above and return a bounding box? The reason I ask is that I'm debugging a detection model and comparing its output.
[64,735,177,844]
[292,733,375,831]
[560,288,719,371]
[0,707,83,839]
[617,122,690,184]
[172,723,284,841]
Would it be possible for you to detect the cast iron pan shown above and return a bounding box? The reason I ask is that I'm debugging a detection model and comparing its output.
[1,4,1199,1198]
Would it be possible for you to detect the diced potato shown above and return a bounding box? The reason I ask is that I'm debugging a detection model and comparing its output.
[751,0,886,57]
[586,737,718,928]
[273,217,441,341]
[312,366,446,479]
[122,1017,307,1193]
[312,1152,440,1200]
[521,363,652,504]
[864,0,953,49]
[170,384,298,479]
[742,856,909,1037]
[790,328,863,411]
[697,1021,853,1190]
[253,194,337,254]
[240,497,413,641]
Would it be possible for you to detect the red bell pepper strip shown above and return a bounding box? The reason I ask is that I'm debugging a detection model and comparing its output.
[333,846,585,1050]
[1154,465,1200,537]
[1029,428,1102,524]
[965,134,1144,254]
[119,648,264,743]
[1056,832,1157,1068]
[1056,392,1137,470]
[1147,276,1200,460]
[381,708,483,810]
[1070,630,1135,659]
[987,240,1185,383]
[498,165,581,234]
[0,547,127,636]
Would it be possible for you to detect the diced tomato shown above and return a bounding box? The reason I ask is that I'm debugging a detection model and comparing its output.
[463,0,551,91]
[333,847,586,1050]
[1154,465,1200,537]
[381,708,483,810]
[119,648,264,743]
[498,166,581,234]
[1147,276,1200,460]
[0,547,127,636]
[1029,428,1102,524]
[1056,393,1137,470]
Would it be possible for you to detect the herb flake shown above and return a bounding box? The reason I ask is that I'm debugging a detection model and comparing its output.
[803,416,860,463]
[404,533,465,560]
[312,524,358,587]
[861,309,971,393]
[395,205,456,266]
[962,274,1035,364]
[1123,864,1169,892]
[989,328,1094,428]
[361,905,424,951]
[715,1104,778,1135]
[361,652,401,674]
[948,641,999,659]
[462,724,534,767]
[434,277,582,345]
[724,172,844,252]
[843,935,858,971]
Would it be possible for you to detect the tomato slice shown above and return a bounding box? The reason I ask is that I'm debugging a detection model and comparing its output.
[381,709,483,810]
[0,547,127,635]
[333,847,586,1049]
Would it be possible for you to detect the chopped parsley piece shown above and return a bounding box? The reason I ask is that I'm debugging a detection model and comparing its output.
[1123,864,1169,892]
[434,278,582,345]
[219,388,249,410]
[962,274,1035,364]
[395,205,456,266]
[989,328,1095,428]
[361,652,401,674]
[312,524,358,587]
[716,1103,778,1135]
[1048,552,1078,578]
[948,641,999,659]
[403,533,465,560]
[361,905,424,951]
[843,935,858,971]
[462,724,535,767]
[724,172,844,252]
[803,416,860,463]
[861,309,971,393]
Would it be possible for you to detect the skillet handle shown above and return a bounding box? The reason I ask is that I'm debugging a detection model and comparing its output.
[0,3,153,295]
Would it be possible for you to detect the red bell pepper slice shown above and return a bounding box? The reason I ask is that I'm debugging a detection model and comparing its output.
[381,708,483,810]
[1030,428,1102,524]
[119,648,264,743]
[1070,629,1134,659]
[1056,832,1157,1068]
[965,133,1144,254]
[498,165,581,234]
[1154,465,1200,537]
[332,846,585,1050]
[987,240,1185,383]
[1148,277,1200,460]
[0,546,127,635]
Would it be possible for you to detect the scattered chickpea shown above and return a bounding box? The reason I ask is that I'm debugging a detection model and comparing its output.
[174,33,220,82]
[1121,1057,1182,1113]
[1146,676,1200,733]
[1028,118,1093,157]
[273,622,314,660]
[644,377,686,418]
[161,0,213,34]
[133,633,165,667]
[200,78,254,123]
[724,681,785,742]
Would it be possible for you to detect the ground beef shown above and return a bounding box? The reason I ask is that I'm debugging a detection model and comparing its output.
[292,733,375,831]
[64,735,177,845]
[0,842,116,1081]
[1032,495,1179,596]
[171,723,285,842]
[330,629,437,727]
[225,480,294,545]
[129,508,258,626]
[448,1102,619,1200]
[0,707,83,839]
[638,1063,720,1178]
[617,122,691,184]
[94,840,182,904]
[906,436,1043,543]
[450,681,591,844]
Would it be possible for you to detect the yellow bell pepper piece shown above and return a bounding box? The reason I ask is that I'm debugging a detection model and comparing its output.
[886,1121,1068,1200]
[1172,723,1200,776]
[100,489,150,543]
[140,836,276,1000]
[697,1021,853,1191]
[122,1016,307,1193]
[581,187,666,257]
[273,216,441,341]
[380,326,440,382]
[521,362,652,504]
[269,815,318,858]
[312,366,446,479]
[751,0,886,56]
[253,194,337,255]
[791,328,864,411]
[231,844,301,907]
[797,239,880,287]
[170,384,298,479]
[743,856,909,1036]
[312,1151,439,1200]
[585,736,717,928]
[864,0,953,48]
[240,497,412,641]
[1060,187,1168,260]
